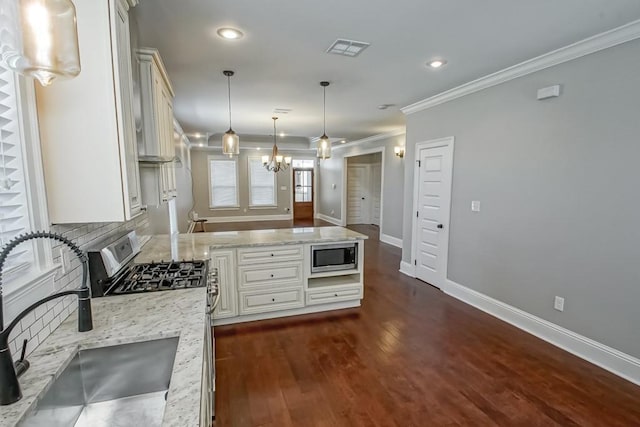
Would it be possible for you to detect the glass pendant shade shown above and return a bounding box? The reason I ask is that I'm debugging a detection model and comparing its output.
[222,129,239,156]
[4,0,81,86]
[317,134,331,159]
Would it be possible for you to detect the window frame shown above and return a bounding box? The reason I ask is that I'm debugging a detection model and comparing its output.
[247,156,278,208]
[2,71,58,322]
[207,155,240,210]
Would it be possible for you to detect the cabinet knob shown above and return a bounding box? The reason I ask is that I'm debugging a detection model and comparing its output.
[334,293,338,297]
[271,298,275,302]
[271,253,274,256]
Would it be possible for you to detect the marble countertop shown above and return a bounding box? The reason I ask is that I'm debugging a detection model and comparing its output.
[135,226,367,263]
[0,288,207,427]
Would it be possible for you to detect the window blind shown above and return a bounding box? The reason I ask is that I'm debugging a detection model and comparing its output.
[209,158,238,208]
[248,158,276,206]
[0,65,34,275]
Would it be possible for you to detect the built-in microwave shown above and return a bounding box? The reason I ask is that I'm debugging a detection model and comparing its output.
[311,242,358,273]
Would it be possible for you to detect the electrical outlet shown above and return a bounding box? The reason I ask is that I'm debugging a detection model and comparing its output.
[471,201,481,212]
[554,296,565,312]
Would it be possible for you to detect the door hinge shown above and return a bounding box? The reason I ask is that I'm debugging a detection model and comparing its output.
[417,160,421,167]
[414,260,417,266]
[416,211,419,218]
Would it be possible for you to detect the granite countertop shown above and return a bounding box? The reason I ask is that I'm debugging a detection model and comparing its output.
[0,288,207,427]
[135,226,368,263]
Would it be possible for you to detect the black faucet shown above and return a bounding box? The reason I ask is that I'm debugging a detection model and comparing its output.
[0,232,93,405]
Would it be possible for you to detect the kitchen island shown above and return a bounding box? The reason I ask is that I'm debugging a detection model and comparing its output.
[0,289,207,427]
[137,226,368,325]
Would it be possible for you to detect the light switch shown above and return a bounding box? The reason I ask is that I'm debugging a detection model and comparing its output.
[280,186,287,191]
[471,201,481,212]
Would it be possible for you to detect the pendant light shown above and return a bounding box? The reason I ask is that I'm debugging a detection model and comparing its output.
[222,70,239,156]
[3,0,81,86]
[262,117,291,172]
[316,81,331,159]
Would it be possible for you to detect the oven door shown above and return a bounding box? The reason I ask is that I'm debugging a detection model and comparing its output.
[311,243,357,273]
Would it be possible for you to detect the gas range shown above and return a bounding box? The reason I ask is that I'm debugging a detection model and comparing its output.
[87,231,217,298]
[106,260,208,295]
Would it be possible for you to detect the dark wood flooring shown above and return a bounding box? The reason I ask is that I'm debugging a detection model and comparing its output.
[214,224,640,426]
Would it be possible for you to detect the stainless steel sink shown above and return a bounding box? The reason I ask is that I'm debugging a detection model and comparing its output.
[19,337,179,427]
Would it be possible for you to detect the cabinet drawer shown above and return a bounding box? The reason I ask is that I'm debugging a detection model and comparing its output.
[238,262,303,289]
[237,245,303,265]
[306,285,363,306]
[239,288,304,315]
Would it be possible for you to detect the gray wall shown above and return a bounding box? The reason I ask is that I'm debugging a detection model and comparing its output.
[402,39,640,358]
[318,134,405,239]
[191,148,298,218]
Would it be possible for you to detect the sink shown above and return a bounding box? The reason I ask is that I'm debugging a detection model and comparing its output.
[19,337,179,427]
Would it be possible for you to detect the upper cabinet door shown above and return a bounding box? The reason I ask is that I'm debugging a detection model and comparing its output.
[114,0,142,217]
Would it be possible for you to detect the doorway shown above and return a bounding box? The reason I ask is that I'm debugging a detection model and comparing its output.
[293,168,314,221]
[346,153,382,226]
[411,137,454,289]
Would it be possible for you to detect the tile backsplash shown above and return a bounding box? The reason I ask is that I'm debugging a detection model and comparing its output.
[7,213,149,357]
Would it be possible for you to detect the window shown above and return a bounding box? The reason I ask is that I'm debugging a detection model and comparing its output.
[248,157,276,207]
[292,159,315,169]
[0,64,55,319]
[208,157,239,208]
[0,65,37,282]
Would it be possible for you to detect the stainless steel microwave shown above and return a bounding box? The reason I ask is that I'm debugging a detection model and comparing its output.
[311,242,358,273]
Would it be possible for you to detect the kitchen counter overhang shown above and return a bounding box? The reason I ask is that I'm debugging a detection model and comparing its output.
[0,288,207,427]
[135,226,368,263]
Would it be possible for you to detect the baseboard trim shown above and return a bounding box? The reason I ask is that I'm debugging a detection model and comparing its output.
[202,214,292,223]
[444,279,640,386]
[399,261,416,278]
[315,213,342,226]
[380,233,402,248]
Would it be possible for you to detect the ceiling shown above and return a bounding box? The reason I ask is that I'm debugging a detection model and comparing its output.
[132,0,640,144]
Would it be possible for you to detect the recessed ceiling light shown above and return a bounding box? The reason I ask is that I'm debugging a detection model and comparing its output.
[341,140,346,144]
[217,27,244,40]
[427,59,447,69]
[280,132,285,137]
[257,147,261,151]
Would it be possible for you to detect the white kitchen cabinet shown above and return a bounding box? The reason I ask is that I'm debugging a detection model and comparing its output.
[35,0,142,223]
[211,250,238,319]
[137,48,177,206]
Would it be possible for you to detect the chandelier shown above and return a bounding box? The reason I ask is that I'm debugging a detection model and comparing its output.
[262,117,291,172]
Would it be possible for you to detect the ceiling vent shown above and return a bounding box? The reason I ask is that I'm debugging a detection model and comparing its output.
[326,39,370,57]
[273,108,292,114]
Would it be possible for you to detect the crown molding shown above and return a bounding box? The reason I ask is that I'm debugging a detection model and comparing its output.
[334,128,405,150]
[401,19,640,115]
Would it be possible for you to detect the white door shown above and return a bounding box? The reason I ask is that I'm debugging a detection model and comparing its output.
[347,165,370,224]
[413,139,453,288]
[370,163,381,226]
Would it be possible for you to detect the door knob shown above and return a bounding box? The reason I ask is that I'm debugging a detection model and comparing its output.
[437,224,444,229]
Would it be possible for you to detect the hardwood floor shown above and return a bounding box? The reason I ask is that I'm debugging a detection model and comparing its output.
[214,224,640,426]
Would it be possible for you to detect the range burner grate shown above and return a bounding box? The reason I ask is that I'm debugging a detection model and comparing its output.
[107,260,207,295]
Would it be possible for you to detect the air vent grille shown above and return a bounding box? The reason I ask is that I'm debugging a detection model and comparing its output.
[326,39,370,57]
[273,108,292,114]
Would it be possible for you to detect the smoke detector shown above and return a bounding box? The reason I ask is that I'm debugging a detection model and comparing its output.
[326,39,370,57]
